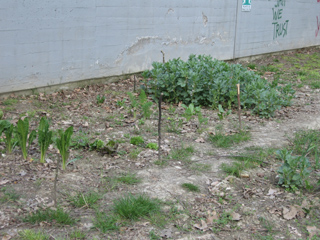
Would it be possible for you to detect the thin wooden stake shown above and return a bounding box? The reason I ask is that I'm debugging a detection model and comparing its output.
[133,75,136,93]
[236,84,242,130]
[53,158,59,207]
[161,51,165,63]
[158,93,163,162]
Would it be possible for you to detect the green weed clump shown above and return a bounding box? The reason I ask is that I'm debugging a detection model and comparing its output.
[16,118,37,160]
[113,194,161,220]
[208,131,251,148]
[130,136,144,146]
[143,55,295,118]
[181,183,200,192]
[23,208,75,225]
[18,229,50,240]
[146,142,158,150]
[68,191,101,208]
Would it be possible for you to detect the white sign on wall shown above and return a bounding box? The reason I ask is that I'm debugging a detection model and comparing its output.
[242,0,251,12]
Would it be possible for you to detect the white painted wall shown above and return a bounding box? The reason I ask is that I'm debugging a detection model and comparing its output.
[1,0,320,94]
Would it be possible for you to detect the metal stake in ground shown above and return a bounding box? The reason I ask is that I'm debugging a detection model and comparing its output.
[237,84,242,130]
[158,93,163,162]
[161,50,165,63]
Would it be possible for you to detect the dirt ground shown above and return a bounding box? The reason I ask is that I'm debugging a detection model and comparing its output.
[0,48,320,240]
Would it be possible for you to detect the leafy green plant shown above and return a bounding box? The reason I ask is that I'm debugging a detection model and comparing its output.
[146,142,158,150]
[55,126,73,170]
[181,183,200,192]
[277,149,311,191]
[130,136,144,146]
[166,117,183,134]
[18,229,50,240]
[127,90,154,119]
[38,117,53,163]
[143,55,295,118]
[96,95,106,105]
[181,103,198,121]
[0,110,3,120]
[23,207,75,225]
[89,139,105,151]
[116,99,126,107]
[129,148,141,159]
[16,118,37,159]
[0,120,17,154]
[217,104,231,121]
[70,130,89,149]
[113,194,161,220]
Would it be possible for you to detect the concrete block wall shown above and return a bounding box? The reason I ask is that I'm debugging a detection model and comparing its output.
[1,0,320,94]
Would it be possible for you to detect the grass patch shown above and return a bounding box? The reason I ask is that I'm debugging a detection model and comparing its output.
[208,131,251,148]
[68,191,101,208]
[115,173,141,185]
[69,230,86,239]
[190,163,211,173]
[129,148,141,159]
[23,208,76,225]
[181,183,200,192]
[0,187,20,203]
[94,212,120,232]
[168,145,194,163]
[2,98,18,106]
[18,229,50,240]
[113,194,161,220]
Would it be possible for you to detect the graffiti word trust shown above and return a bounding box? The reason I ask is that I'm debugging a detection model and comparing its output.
[272,20,289,39]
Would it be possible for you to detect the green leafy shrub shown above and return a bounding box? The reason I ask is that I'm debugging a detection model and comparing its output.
[16,118,37,159]
[142,55,295,117]
[277,149,311,191]
[130,136,144,146]
[55,126,73,170]
[38,117,53,163]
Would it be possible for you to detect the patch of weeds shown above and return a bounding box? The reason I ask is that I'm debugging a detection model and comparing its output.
[290,129,320,160]
[166,117,183,134]
[149,230,161,240]
[146,142,158,150]
[168,145,194,164]
[208,130,251,148]
[116,173,141,185]
[0,187,20,203]
[71,130,90,149]
[130,136,144,146]
[116,99,126,107]
[96,95,106,105]
[190,163,211,173]
[129,148,141,159]
[68,191,101,208]
[69,230,86,239]
[23,208,76,225]
[18,229,50,240]
[94,212,120,232]
[2,98,18,106]
[117,150,127,156]
[181,183,200,192]
[220,161,253,177]
[247,63,256,70]
[212,210,233,233]
[113,194,161,221]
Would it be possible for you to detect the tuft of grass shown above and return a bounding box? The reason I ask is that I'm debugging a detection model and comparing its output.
[190,163,211,173]
[181,183,200,192]
[68,191,101,208]
[69,230,86,239]
[0,187,20,203]
[168,145,194,162]
[18,229,50,240]
[2,98,18,106]
[94,212,120,233]
[130,136,144,146]
[113,194,161,220]
[23,208,76,225]
[116,173,141,185]
[208,131,251,148]
[129,148,141,159]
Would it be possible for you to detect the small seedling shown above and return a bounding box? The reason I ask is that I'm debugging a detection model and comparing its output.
[38,117,53,163]
[181,183,200,192]
[217,104,231,121]
[55,126,73,170]
[146,142,158,150]
[116,99,126,107]
[130,136,144,146]
[16,118,37,159]
[0,120,17,154]
[96,95,106,105]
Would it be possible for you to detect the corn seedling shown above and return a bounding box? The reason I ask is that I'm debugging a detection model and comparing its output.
[38,117,53,163]
[55,126,73,170]
[16,118,37,159]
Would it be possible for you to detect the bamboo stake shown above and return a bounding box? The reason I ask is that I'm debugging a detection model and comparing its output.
[161,51,165,63]
[158,93,163,162]
[236,84,242,130]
